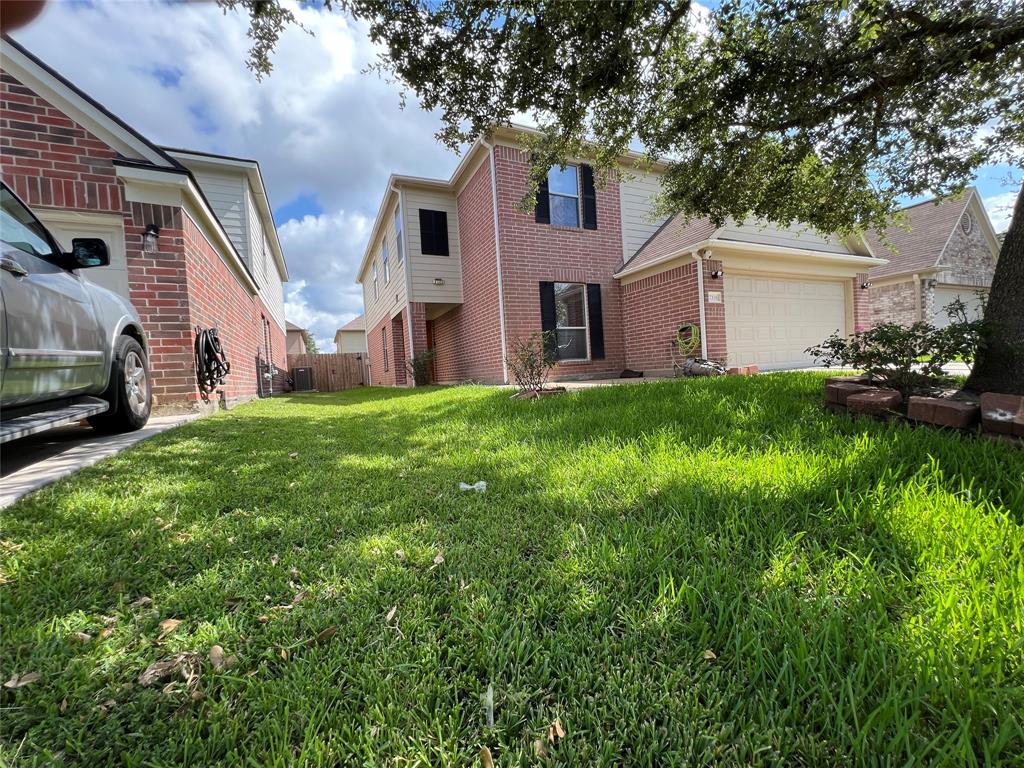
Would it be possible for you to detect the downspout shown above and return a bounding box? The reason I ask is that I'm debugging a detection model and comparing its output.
[483,140,510,383]
[912,273,922,322]
[694,249,709,359]
[394,185,415,384]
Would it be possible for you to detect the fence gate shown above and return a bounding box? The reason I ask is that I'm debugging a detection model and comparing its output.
[286,353,366,392]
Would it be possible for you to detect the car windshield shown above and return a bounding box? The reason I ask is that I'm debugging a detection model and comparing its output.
[1,186,55,258]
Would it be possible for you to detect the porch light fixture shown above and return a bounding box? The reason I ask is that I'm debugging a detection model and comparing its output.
[433,277,445,286]
[143,224,160,254]
[710,269,724,279]
[860,281,872,290]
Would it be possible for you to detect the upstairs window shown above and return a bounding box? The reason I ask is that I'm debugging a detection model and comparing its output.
[394,206,404,263]
[382,240,390,284]
[535,163,597,230]
[419,209,450,256]
[372,261,379,300]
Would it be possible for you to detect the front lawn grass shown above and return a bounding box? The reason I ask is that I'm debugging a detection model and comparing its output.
[2,373,1022,766]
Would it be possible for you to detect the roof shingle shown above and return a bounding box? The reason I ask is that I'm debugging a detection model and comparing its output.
[865,192,972,279]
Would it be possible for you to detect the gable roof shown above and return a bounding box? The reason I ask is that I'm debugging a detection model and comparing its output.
[337,315,365,333]
[619,215,719,274]
[864,191,975,279]
[285,321,305,332]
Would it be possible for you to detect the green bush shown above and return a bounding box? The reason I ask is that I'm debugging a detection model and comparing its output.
[506,331,557,392]
[407,349,436,386]
[806,298,984,392]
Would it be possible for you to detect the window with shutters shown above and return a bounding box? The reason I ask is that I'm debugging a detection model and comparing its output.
[372,261,379,300]
[382,240,390,284]
[548,166,580,227]
[554,282,589,361]
[419,209,450,255]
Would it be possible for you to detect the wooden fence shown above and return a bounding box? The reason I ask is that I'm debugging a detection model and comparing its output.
[286,353,368,392]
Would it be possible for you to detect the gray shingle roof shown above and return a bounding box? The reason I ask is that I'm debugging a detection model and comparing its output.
[337,315,365,332]
[617,215,718,275]
[865,192,973,279]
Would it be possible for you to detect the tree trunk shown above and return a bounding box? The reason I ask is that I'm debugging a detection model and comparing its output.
[964,186,1024,394]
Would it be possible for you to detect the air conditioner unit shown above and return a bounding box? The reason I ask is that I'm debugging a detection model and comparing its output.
[291,366,315,392]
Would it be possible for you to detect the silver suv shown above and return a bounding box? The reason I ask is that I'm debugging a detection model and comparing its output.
[0,183,151,443]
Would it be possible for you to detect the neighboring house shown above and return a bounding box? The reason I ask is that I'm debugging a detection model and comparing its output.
[865,189,1001,328]
[0,37,288,408]
[355,125,885,382]
[334,315,367,353]
[286,321,308,356]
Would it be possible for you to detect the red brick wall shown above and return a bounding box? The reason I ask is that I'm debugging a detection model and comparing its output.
[367,311,408,386]
[1,68,285,408]
[432,157,505,383]
[621,257,726,374]
[492,145,626,380]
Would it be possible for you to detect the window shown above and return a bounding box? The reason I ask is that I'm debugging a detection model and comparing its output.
[382,327,389,371]
[419,209,449,255]
[394,206,403,263]
[547,166,580,228]
[553,282,588,360]
[382,240,390,284]
[372,261,379,300]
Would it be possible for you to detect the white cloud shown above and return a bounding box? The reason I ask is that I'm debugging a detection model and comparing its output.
[982,191,1018,234]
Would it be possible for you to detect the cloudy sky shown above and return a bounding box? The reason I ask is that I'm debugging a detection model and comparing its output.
[12,1,1020,348]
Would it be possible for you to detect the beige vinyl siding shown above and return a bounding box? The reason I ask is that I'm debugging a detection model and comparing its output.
[191,168,248,261]
[363,205,408,333]
[404,187,464,303]
[620,170,669,261]
[717,219,851,254]
[336,330,368,354]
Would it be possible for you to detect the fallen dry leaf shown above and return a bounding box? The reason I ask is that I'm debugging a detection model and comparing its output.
[312,625,338,646]
[479,746,494,768]
[257,615,270,623]
[291,591,308,606]
[279,648,289,661]
[71,632,93,644]
[547,718,566,744]
[385,605,397,623]
[157,619,183,641]
[288,452,299,459]
[129,596,153,610]
[703,649,717,661]
[432,552,446,568]
[394,549,407,562]
[3,672,40,689]
[270,554,280,566]
[533,739,549,758]
[59,697,68,714]
[208,645,225,671]
[138,652,202,690]
[224,655,238,670]
[98,628,114,641]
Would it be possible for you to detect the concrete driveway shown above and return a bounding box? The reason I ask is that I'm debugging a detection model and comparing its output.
[1,414,199,508]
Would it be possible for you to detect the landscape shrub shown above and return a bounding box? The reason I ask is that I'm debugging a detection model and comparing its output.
[506,331,557,392]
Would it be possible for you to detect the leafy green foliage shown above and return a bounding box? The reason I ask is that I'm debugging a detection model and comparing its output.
[302,329,318,355]
[806,299,985,391]
[2,378,1022,764]
[505,331,556,392]
[406,348,436,386]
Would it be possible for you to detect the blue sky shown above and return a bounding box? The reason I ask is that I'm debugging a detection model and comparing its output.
[12,1,1019,347]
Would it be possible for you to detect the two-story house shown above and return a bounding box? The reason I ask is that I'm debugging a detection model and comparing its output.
[357,126,890,384]
[1,37,288,408]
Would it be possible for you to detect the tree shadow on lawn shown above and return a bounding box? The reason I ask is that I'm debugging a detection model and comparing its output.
[2,374,1022,765]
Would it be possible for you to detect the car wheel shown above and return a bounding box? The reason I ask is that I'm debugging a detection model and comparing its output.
[88,335,152,433]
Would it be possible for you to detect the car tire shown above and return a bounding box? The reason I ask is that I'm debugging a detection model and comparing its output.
[88,335,152,433]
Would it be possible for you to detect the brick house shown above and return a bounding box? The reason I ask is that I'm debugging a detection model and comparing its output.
[1,37,288,409]
[865,189,1001,328]
[356,126,888,383]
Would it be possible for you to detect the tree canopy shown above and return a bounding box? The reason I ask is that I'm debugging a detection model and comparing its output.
[220,0,1023,391]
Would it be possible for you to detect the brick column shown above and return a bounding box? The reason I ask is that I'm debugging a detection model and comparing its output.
[852,273,872,332]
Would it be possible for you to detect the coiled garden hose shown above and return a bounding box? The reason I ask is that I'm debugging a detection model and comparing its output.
[195,326,230,398]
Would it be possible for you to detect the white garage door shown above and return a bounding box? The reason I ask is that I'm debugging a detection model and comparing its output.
[725,274,847,369]
[932,286,986,328]
[36,211,129,301]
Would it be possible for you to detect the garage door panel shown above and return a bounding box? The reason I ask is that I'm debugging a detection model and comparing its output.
[726,274,846,369]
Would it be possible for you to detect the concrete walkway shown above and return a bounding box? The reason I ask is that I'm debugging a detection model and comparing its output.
[1,413,200,508]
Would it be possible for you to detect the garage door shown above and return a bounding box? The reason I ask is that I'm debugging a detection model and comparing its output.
[725,274,847,369]
[932,286,986,328]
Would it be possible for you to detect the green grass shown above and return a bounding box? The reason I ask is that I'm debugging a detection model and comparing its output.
[2,373,1022,767]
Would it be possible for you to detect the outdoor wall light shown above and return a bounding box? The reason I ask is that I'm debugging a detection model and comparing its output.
[710,269,724,279]
[143,224,160,253]
[860,281,872,290]
[433,277,445,286]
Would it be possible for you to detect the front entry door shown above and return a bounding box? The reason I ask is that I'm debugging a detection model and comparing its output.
[0,186,104,406]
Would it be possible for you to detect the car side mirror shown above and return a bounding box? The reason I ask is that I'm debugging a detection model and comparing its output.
[68,238,109,269]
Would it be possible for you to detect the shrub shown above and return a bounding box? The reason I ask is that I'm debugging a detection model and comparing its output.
[506,332,557,392]
[406,349,436,386]
[806,298,985,392]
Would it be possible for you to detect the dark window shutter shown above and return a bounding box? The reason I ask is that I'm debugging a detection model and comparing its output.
[539,281,557,357]
[535,176,550,224]
[581,164,597,230]
[419,209,449,255]
[586,283,604,359]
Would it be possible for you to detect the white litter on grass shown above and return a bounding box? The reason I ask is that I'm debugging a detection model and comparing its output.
[483,683,494,727]
[459,481,487,492]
